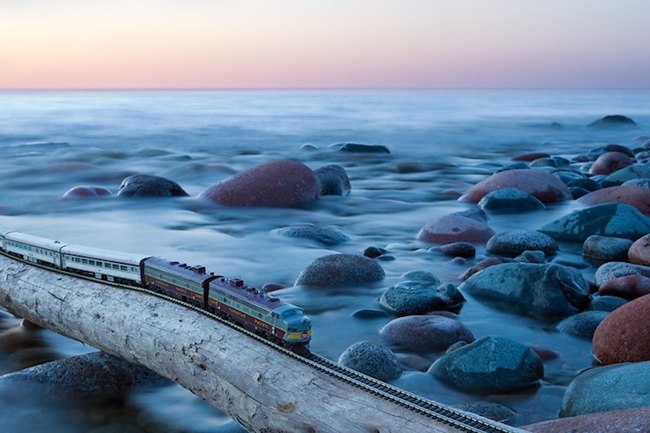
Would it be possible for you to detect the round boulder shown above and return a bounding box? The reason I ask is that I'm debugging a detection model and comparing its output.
[594,261,650,286]
[598,274,650,300]
[557,311,609,340]
[117,174,188,198]
[459,257,505,281]
[274,224,349,246]
[587,115,637,129]
[560,361,650,417]
[62,185,112,199]
[337,341,401,380]
[606,163,650,184]
[628,234,650,266]
[478,188,545,213]
[379,281,465,315]
[588,151,634,175]
[582,235,632,263]
[459,263,590,320]
[380,315,474,352]
[486,230,558,258]
[198,160,320,208]
[593,294,650,364]
[459,169,572,204]
[295,254,385,287]
[417,213,495,244]
[578,185,650,216]
[436,242,476,258]
[429,336,544,394]
[313,164,351,196]
[337,143,390,153]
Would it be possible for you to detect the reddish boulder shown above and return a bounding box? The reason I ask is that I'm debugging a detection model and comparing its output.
[459,257,505,281]
[198,160,321,208]
[593,294,650,364]
[417,214,495,244]
[578,185,650,216]
[599,274,650,300]
[380,315,474,352]
[62,186,112,199]
[589,151,634,175]
[458,169,571,203]
[628,234,650,266]
[524,407,650,433]
[511,152,550,162]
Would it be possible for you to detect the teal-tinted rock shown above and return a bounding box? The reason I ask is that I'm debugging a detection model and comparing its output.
[295,254,385,287]
[539,203,650,242]
[594,261,650,286]
[379,281,465,315]
[429,336,544,394]
[338,341,401,380]
[561,361,650,417]
[486,230,558,257]
[557,311,609,340]
[274,224,350,246]
[459,263,590,320]
[605,164,650,184]
[478,188,545,213]
[582,235,632,263]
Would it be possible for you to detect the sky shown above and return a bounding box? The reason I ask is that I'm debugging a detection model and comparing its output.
[1,0,650,89]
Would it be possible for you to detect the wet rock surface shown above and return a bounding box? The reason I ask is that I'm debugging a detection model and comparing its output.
[478,187,545,213]
[486,230,558,258]
[459,169,572,203]
[313,164,351,196]
[380,315,474,352]
[429,336,544,394]
[337,143,390,153]
[62,185,113,199]
[588,151,634,175]
[273,224,350,246]
[379,280,465,315]
[582,235,631,263]
[337,341,401,380]
[417,212,495,244]
[556,311,609,340]
[628,233,650,265]
[598,274,650,300]
[587,114,638,128]
[294,253,385,287]
[117,174,188,198]
[459,263,590,320]
[577,185,650,215]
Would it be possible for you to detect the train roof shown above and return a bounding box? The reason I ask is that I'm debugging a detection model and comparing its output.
[4,232,66,250]
[209,277,294,313]
[144,257,217,284]
[61,244,150,265]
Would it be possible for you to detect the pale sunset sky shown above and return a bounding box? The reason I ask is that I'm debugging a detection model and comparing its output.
[1,0,649,89]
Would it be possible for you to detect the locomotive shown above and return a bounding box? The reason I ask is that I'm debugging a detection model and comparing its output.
[0,228,312,348]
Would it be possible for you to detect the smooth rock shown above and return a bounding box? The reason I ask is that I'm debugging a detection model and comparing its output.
[529,156,570,168]
[514,250,546,263]
[62,185,112,199]
[458,169,572,203]
[582,235,632,263]
[295,254,385,287]
[588,151,634,175]
[587,114,638,129]
[337,341,401,381]
[400,270,441,283]
[478,188,545,213]
[623,177,650,189]
[593,294,650,364]
[539,203,650,242]
[567,177,602,191]
[379,282,465,316]
[274,224,350,246]
[557,311,609,340]
[417,213,495,244]
[459,257,506,281]
[459,263,590,320]
[578,185,650,215]
[628,233,650,266]
[598,275,650,300]
[511,152,550,162]
[588,295,628,312]
[117,174,188,198]
[435,242,476,258]
[337,143,390,154]
[380,315,474,352]
[362,246,387,259]
[198,160,320,208]
[594,261,650,286]
[605,163,650,184]
[524,407,650,433]
[313,164,351,196]
[560,361,650,416]
[429,336,544,394]
[486,230,558,258]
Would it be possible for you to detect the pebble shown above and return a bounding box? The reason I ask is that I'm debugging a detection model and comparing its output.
[337,341,401,380]
[313,164,351,196]
[380,315,474,352]
[294,253,385,287]
[477,188,545,213]
[117,174,188,198]
[486,230,558,258]
[417,212,495,244]
[588,151,634,175]
[62,185,112,199]
[458,168,572,203]
[598,274,650,300]
[459,263,590,320]
[628,233,650,265]
[274,224,350,246]
[560,361,650,417]
[435,242,476,258]
[539,203,650,242]
[379,281,465,316]
[577,185,650,216]
[594,261,650,286]
[429,336,544,394]
[593,294,650,364]
[198,160,321,207]
[582,235,632,263]
[556,311,609,340]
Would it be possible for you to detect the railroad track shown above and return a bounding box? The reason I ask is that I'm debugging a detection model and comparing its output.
[2,251,516,433]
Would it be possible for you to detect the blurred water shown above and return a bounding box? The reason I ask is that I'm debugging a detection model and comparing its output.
[1,89,649,431]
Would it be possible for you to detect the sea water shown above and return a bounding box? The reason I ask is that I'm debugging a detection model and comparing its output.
[1,89,649,431]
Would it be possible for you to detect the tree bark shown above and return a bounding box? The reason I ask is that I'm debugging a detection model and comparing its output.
[0,254,525,433]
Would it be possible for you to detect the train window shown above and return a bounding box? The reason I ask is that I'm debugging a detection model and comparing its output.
[112,264,119,270]
[82,259,88,264]
[89,260,95,266]
[120,266,127,271]
[105,263,111,268]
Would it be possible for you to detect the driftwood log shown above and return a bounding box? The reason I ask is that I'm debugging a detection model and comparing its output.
[0,254,525,433]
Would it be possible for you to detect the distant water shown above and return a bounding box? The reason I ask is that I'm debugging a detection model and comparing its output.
[1,89,649,432]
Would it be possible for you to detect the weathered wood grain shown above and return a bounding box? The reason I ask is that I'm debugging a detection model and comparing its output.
[0,254,526,433]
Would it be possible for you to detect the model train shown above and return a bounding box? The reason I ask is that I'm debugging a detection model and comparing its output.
[0,228,312,349]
